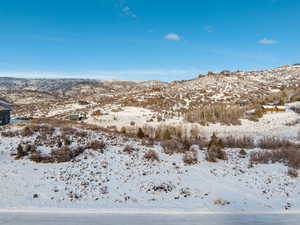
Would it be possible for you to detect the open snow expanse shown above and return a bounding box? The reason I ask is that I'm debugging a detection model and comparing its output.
[0,131,299,212]
[85,103,300,140]
[0,101,299,213]
[0,211,300,225]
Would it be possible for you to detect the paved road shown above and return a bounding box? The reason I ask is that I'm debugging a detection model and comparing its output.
[0,212,299,225]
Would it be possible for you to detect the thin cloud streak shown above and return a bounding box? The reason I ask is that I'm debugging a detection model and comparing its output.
[0,34,65,42]
[204,25,214,33]
[258,38,278,45]
[0,69,200,80]
[164,33,181,41]
[116,0,137,18]
[0,72,114,80]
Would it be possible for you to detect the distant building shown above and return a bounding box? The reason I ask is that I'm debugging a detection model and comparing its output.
[278,65,290,69]
[0,106,11,126]
[262,105,286,113]
[292,63,300,68]
[220,70,231,75]
[276,106,287,112]
[68,113,87,121]
[236,100,249,106]
[92,110,102,116]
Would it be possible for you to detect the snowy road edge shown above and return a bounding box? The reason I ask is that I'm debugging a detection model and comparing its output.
[0,208,299,215]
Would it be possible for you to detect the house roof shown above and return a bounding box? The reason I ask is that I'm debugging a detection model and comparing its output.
[0,106,9,111]
[0,99,14,111]
[0,104,12,111]
[276,106,286,110]
[262,105,276,109]
[262,105,286,110]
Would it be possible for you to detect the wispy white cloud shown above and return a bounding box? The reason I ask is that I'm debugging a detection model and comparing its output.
[164,33,181,41]
[0,69,199,80]
[0,34,65,42]
[258,38,278,45]
[101,69,197,76]
[0,72,114,80]
[116,0,137,18]
[204,25,214,33]
[147,29,155,33]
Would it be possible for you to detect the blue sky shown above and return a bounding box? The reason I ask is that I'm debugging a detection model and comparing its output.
[0,0,299,81]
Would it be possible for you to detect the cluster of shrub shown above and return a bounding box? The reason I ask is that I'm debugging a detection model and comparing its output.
[14,139,106,163]
[1,124,86,138]
[121,123,203,143]
[291,106,300,114]
[262,86,300,106]
[134,131,300,175]
[2,121,299,177]
[206,135,300,172]
[183,86,300,125]
[3,125,106,163]
[249,138,300,177]
[184,104,246,125]
[159,133,226,165]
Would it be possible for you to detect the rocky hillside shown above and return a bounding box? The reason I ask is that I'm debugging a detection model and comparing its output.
[0,77,166,95]
[115,65,300,112]
[1,65,300,117]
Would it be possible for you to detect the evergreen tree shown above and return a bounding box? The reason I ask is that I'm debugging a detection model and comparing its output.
[278,98,285,106]
[163,129,171,140]
[137,128,145,139]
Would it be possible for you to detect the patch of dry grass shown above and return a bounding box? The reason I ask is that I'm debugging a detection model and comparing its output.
[206,134,227,162]
[250,146,300,169]
[144,150,159,162]
[161,140,191,155]
[182,147,198,165]
[185,104,246,125]
[88,140,106,153]
[258,137,295,149]
[288,167,298,178]
[222,136,255,149]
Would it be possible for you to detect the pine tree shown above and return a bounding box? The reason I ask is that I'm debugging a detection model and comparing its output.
[15,144,26,159]
[163,129,171,140]
[278,98,285,106]
[137,128,145,139]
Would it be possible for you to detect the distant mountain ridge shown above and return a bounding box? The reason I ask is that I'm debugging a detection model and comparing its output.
[0,77,97,92]
[1,65,300,116]
[0,77,169,99]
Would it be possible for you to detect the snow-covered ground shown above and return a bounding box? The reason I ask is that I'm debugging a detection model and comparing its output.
[206,110,300,140]
[46,103,89,117]
[85,107,156,130]
[85,103,300,140]
[0,101,299,213]
[0,127,299,212]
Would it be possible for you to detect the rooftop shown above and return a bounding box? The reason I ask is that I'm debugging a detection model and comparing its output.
[0,105,11,111]
[0,98,13,111]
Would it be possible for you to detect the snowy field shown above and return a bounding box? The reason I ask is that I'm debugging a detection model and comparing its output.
[0,102,299,213]
[86,103,300,140]
[0,135,299,212]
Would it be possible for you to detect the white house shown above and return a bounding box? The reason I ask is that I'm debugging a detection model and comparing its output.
[292,63,300,68]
